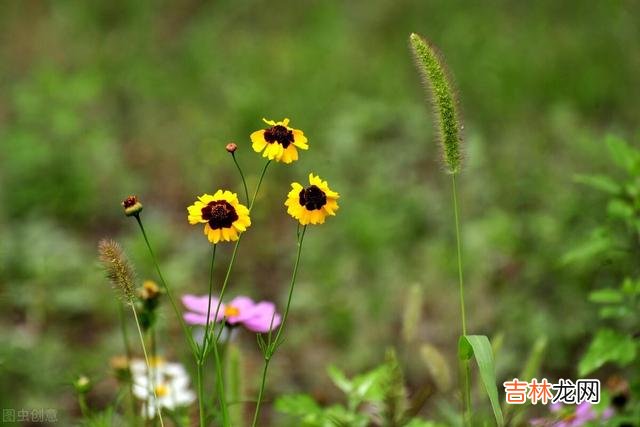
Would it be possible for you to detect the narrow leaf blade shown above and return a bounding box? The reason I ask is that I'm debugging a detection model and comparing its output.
[459,335,504,426]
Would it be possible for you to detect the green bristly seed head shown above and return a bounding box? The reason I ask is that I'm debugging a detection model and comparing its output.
[409,33,462,174]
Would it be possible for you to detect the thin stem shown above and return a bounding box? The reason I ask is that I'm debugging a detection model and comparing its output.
[118,304,138,424]
[201,245,218,358]
[270,225,307,347]
[211,339,229,426]
[231,153,250,204]
[207,159,272,354]
[131,304,165,427]
[452,174,467,336]
[197,362,205,427]
[134,215,198,356]
[251,225,307,427]
[251,359,270,427]
[78,393,90,418]
[198,245,230,427]
[249,160,271,210]
[452,174,471,426]
[149,327,158,427]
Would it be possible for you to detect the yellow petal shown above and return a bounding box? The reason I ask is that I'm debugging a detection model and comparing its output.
[251,130,268,152]
[292,130,308,149]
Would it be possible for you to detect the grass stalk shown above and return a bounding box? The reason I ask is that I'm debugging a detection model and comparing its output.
[452,174,471,426]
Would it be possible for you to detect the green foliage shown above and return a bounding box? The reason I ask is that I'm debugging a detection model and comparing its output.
[569,136,640,421]
[277,351,434,427]
[409,33,462,174]
[579,329,637,376]
[458,335,504,426]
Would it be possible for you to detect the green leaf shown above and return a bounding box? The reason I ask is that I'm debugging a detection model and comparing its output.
[562,229,612,264]
[574,174,621,194]
[275,394,324,426]
[607,198,634,220]
[327,365,353,394]
[458,335,504,426]
[588,288,623,304]
[579,329,637,376]
[606,135,640,173]
[599,305,632,319]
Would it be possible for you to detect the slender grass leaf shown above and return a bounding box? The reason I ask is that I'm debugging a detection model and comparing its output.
[458,335,504,426]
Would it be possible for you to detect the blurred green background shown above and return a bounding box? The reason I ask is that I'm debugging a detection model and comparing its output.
[1,0,639,425]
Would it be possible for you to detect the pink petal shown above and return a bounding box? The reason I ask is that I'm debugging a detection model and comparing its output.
[228,296,257,312]
[243,312,282,333]
[182,294,221,315]
[184,312,212,325]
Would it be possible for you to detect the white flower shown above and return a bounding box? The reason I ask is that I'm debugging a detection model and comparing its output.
[130,357,196,418]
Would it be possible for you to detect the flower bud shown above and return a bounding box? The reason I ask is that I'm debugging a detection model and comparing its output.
[73,375,92,394]
[140,280,161,301]
[122,195,143,217]
[226,142,238,153]
[110,356,131,382]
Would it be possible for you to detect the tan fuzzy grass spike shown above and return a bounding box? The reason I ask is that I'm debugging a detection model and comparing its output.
[98,239,136,302]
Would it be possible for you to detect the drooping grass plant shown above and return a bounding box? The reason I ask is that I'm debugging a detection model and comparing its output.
[98,239,165,426]
[410,33,503,426]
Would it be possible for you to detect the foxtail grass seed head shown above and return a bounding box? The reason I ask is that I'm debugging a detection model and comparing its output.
[409,33,463,174]
[98,239,136,302]
[122,195,143,217]
[226,142,238,153]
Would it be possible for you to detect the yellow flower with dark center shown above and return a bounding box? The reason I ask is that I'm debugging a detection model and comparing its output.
[187,190,251,244]
[250,118,308,163]
[285,173,339,225]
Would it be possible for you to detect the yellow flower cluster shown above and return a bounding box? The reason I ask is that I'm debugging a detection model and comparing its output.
[186,118,339,243]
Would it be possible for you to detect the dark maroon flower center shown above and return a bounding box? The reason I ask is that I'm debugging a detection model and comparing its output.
[201,200,238,229]
[123,196,138,208]
[298,185,327,211]
[264,125,294,148]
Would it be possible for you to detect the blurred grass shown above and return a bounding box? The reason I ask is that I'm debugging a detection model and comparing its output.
[1,0,639,424]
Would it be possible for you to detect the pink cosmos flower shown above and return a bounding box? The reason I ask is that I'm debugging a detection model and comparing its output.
[181,294,281,333]
[530,402,614,426]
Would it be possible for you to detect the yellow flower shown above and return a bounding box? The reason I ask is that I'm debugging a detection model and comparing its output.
[285,173,339,225]
[187,190,251,244]
[250,118,308,164]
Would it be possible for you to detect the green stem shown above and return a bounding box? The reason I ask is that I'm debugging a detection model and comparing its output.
[452,174,471,426]
[134,215,198,356]
[201,245,218,357]
[149,327,158,427]
[131,304,165,427]
[118,304,138,425]
[249,160,271,209]
[251,359,270,427]
[199,245,230,427]
[207,159,272,355]
[78,393,90,418]
[232,153,250,204]
[197,361,206,427]
[211,339,229,426]
[251,225,307,427]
